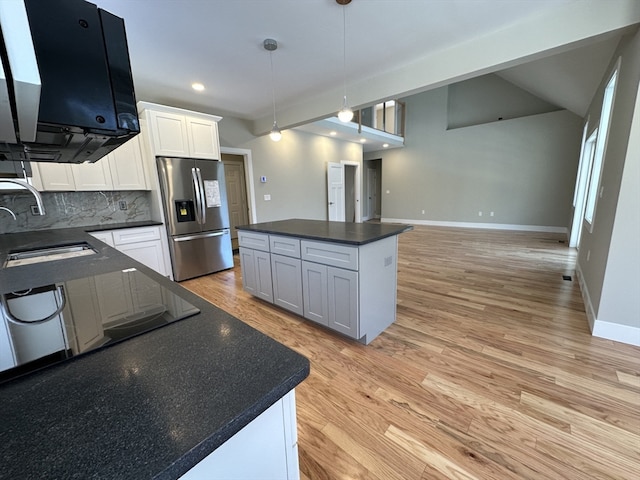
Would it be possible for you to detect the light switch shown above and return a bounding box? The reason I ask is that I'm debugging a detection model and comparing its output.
[264,194,271,201]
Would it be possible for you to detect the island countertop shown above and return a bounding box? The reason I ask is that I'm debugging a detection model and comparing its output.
[0,228,309,480]
[236,218,412,245]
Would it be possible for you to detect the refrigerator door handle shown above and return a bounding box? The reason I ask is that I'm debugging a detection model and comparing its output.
[174,231,227,242]
[195,167,206,225]
[191,167,202,224]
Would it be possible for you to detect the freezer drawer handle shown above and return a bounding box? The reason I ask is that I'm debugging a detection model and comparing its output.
[0,285,67,325]
[174,231,227,242]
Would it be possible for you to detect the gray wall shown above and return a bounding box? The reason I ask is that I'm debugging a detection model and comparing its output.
[219,117,362,222]
[365,83,583,228]
[576,29,640,328]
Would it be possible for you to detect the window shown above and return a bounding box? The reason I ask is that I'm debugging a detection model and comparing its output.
[584,66,619,229]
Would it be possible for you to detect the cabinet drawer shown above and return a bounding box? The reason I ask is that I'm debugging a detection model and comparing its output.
[112,226,161,246]
[301,240,358,271]
[238,232,270,252]
[270,235,301,258]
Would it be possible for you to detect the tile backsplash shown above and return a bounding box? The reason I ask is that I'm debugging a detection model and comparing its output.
[0,191,152,234]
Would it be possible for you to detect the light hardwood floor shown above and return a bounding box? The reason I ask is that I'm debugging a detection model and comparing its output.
[182,225,640,480]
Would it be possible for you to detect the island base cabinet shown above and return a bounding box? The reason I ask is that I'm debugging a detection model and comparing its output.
[327,267,359,339]
[301,261,328,326]
[239,247,273,303]
[180,390,300,480]
[271,254,303,316]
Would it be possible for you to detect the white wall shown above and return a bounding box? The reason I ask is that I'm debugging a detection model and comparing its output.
[218,118,362,222]
[365,83,583,229]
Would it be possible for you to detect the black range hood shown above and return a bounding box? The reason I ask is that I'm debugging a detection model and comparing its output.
[0,0,139,164]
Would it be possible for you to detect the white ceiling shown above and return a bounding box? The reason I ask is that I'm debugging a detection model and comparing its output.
[95,0,638,146]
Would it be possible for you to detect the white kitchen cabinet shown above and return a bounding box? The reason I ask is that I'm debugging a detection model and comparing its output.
[108,136,148,190]
[271,254,304,316]
[71,159,113,191]
[32,136,148,192]
[0,316,16,372]
[138,102,221,160]
[89,225,170,277]
[35,162,75,191]
[180,389,300,480]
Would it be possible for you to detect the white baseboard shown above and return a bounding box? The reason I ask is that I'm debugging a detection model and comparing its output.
[575,262,640,346]
[592,320,640,347]
[381,218,568,234]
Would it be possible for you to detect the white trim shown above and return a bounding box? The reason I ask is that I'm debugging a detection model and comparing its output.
[575,263,596,332]
[592,320,640,347]
[381,218,568,233]
[220,147,257,224]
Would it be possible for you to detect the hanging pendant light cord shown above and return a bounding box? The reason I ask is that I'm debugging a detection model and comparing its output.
[342,5,347,102]
[270,51,277,124]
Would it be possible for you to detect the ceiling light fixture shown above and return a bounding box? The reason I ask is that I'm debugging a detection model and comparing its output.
[264,38,282,142]
[383,143,389,148]
[191,82,205,92]
[337,0,353,123]
[329,131,337,136]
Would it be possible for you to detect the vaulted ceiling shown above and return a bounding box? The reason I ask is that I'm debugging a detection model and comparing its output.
[97,0,639,140]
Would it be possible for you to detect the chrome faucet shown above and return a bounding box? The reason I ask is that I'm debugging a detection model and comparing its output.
[0,179,45,215]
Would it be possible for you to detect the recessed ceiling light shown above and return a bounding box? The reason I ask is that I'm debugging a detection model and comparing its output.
[360,138,366,143]
[383,143,389,148]
[191,82,205,92]
[329,131,337,136]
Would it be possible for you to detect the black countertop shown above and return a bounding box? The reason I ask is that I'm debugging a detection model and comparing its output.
[0,227,309,479]
[236,219,413,245]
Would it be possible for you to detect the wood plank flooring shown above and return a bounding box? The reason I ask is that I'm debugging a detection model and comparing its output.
[182,225,640,479]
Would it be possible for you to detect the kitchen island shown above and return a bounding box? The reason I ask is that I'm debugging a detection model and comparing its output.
[0,227,309,479]
[237,219,412,344]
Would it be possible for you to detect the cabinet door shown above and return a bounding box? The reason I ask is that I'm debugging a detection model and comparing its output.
[37,163,75,191]
[186,117,220,159]
[71,160,113,191]
[239,247,258,295]
[0,317,16,372]
[147,110,189,157]
[302,261,328,326]
[118,240,168,276]
[254,250,274,303]
[327,266,359,339]
[95,274,135,325]
[271,254,303,316]
[109,136,148,190]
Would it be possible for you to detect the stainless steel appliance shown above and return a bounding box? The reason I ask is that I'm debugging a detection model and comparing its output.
[0,0,139,164]
[0,267,200,384]
[157,157,234,281]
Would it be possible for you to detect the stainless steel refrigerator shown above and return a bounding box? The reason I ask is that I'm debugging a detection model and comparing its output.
[157,157,234,281]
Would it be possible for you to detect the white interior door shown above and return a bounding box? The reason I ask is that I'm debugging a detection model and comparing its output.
[327,162,345,221]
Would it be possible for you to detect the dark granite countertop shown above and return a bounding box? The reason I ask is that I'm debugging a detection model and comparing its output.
[0,228,309,479]
[84,219,163,232]
[236,218,413,245]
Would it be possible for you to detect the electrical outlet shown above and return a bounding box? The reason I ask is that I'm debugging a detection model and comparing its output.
[478,211,483,217]
[30,205,40,215]
[264,194,271,201]
[118,200,127,211]
[490,211,494,217]
[421,209,425,215]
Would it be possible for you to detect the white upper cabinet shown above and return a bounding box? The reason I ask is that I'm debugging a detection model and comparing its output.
[71,159,113,191]
[35,162,76,191]
[138,101,221,160]
[108,136,148,190]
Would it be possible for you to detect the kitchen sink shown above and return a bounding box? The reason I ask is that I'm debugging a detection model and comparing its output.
[4,243,98,268]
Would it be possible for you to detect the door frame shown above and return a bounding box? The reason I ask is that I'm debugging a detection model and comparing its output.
[220,147,257,224]
[340,160,361,223]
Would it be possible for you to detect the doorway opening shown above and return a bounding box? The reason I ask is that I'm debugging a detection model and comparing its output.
[364,158,382,221]
[327,161,361,222]
[221,150,254,250]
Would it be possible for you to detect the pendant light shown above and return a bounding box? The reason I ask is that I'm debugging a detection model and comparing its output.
[264,38,282,142]
[337,0,353,123]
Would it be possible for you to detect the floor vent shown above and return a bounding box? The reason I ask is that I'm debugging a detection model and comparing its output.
[558,240,566,244]
[562,275,572,281]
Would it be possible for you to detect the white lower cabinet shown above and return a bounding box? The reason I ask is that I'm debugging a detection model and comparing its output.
[89,226,170,277]
[271,254,303,316]
[180,389,299,480]
[301,261,328,326]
